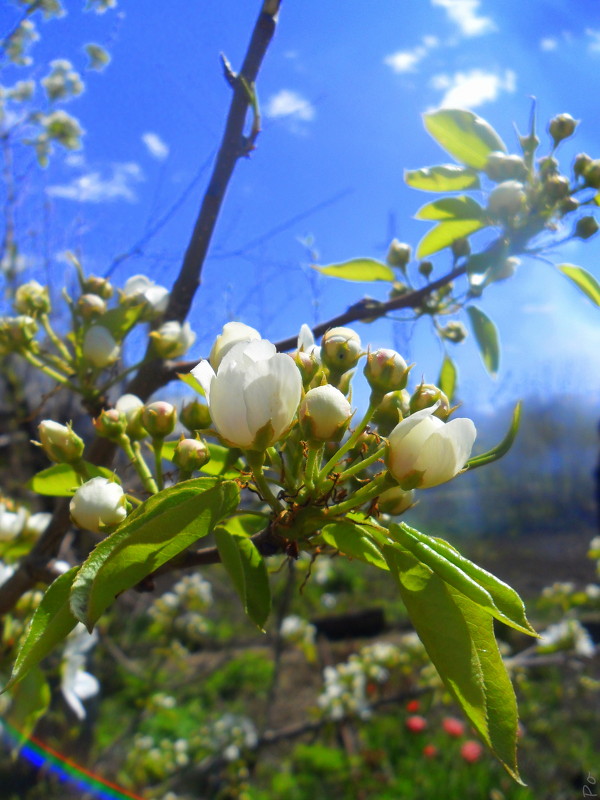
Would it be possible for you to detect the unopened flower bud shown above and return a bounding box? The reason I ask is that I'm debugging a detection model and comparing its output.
[38,420,85,464]
[70,477,127,533]
[93,408,126,440]
[378,486,415,515]
[583,160,600,189]
[121,275,169,319]
[77,293,106,320]
[180,400,212,432]
[172,437,210,472]
[451,238,471,259]
[544,174,571,202]
[0,315,38,350]
[83,325,120,368]
[575,216,599,240]
[299,385,353,442]
[548,113,578,145]
[83,274,113,300]
[418,261,433,279]
[440,321,467,343]
[141,401,177,438]
[364,348,409,395]
[492,257,520,282]
[484,152,528,182]
[538,156,559,177]
[14,280,51,316]
[573,153,593,179]
[115,394,146,440]
[487,181,526,219]
[390,280,410,297]
[150,320,196,359]
[321,327,362,374]
[294,349,322,387]
[560,196,580,215]
[409,384,450,419]
[371,390,410,436]
[386,240,411,270]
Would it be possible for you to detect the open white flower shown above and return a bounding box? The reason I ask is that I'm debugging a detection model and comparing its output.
[123,274,169,314]
[151,320,196,358]
[387,405,476,489]
[192,338,302,450]
[61,623,100,720]
[70,477,127,533]
[209,321,261,370]
[0,503,27,541]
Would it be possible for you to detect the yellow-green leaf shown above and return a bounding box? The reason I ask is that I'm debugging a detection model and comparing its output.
[557,264,600,307]
[416,219,486,259]
[467,401,521,470]
[214,527,271,630]
[438,354,457,402]
[415,196,485,221]
[26,462,118,497]
[405,165,480,192]
[466,305,500,377]
[314,258,395,282]
[178,371,205,396]
[424,109,507,170]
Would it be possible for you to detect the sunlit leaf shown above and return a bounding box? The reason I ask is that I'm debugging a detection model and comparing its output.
[415,196,485,221]
[26,462,119,497]
[214,527,271,630]
[438,354,457,402]
[98,304,144,341]
[416,219,486,259]
[466,305,500,376]
[557,264,600,307]
[320,520,389,570]
[314,258,395,282]
[177,371,205,396]
[424,109,507,169]
[405,165,480,192]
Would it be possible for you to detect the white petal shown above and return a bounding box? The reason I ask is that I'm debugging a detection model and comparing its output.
[190,360,216,400]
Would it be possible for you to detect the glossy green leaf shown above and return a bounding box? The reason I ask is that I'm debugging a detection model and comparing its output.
[404,165,480,192]
[214,527,271,630]
[320,520,389,570]
[314,258,395,282]
[415,195,485,221]
[6,666,51,746]
[3,568,79,692]
[177,371,205,396]
[383,546,521,781]
[161,440,243,478]
[26,462,119,497]
[222,514,266,537]
[70,477,239,630]
[466,305,500,376]
[98,304,144,341]
[391,523,536,637]
[467,401,521,470]
[424,109,507,169]
[438,354,457,402]
[416,219,486,259]
[557,264,600,307]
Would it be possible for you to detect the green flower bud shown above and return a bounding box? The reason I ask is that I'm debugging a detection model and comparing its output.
[548,113,578,145]
[371,389,410,437]
[180,400,212,432]
[115,394,146,440]
[418,261,433,279]
[560,196,580,215]
[141,401,177,438]
[83,274,113,300]
[77,293,106,320]
[451,238,471,259]
[440,321,467,343]
[409,384,450,420]
[93,408,127,440]
[378,486,415,516]
[386,239,411,270]
[293,349,322,389]
[38,420,85,464]
[0,315,38,351]
[14,280,51,316]
[364,348,409,395]
[150,320,196,359]
[484,152,528,182]
[575,216,600,240]
[299,384,353,442]
[390,280,410,297]
[537,156,559,177]
[582,160,600,189]
[543,174,571,202]
[573,153,593,179]
[321,327,362,374]
[172,437,210,472]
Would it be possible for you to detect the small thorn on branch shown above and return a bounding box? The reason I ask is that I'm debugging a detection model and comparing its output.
[220,52,237,88]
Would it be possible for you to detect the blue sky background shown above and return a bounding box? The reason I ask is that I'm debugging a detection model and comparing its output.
[1,0,599,415]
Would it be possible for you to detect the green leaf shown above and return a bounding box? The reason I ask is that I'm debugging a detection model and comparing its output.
[557,264,600,307]
[178,371,205,396]
[161,440,243,478]
[222,514,266,537]
[415,196,485,221]
[466,305,500,376]
[6,666,51,746]
[70,477,239,630]
[424,109,507,170]
[26,462,119,497]
[404,165,480,192]
[383,546,521,781]
[320,520,389,570]
[3,568,79,692]
[99,305,144,341]
[438,354,457,402]
[416,219,486,259]
[391,523,536,637]
[314,258,395,282]
[214,527,271,630]
[467,401,521,470]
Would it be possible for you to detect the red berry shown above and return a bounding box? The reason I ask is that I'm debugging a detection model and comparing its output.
[442,716,465,738]
[461,740,484,763]
[406,715,427,733]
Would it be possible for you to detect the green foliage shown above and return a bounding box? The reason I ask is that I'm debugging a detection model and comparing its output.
[437,354,457,402]
[467,402,522,470]
[423,109,507,169]
[557,263,600,307]
[26,462,118,496]
[466,305,500,377]
[417,219,487,259]
[320,520,389,570]
[314,258,395,282]
[404,164,480,192]
[415,195,486,221]
[5,666,51,746]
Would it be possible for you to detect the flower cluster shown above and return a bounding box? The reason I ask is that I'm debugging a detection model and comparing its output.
[148,573,214,644]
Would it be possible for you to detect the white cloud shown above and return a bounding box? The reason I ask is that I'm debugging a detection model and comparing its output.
[47,162,144,203]
[430,68,516,108]
[265,89,315,122]
[384,37,439,74]
[540,37,558,51]
[431,0,495,37]
[142,132,169,160]
[586,28,600,53]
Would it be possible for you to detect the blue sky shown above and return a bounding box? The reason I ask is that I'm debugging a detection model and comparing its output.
[1,0,599,412]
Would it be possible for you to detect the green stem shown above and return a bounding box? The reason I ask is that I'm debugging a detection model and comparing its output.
[126,493,142,507]
[246,450,283,512]
[325,471,395,517]
[21,350,76,388]
[317,397,379,484]
[99,358,147,394]
[72,459,92,483]
[336,444,386,482]
[152,438,165,491]
[120,437,158,495]
[40,313,73,364]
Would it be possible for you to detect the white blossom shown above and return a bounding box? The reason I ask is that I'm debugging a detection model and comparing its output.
[123,274,169,314]
[82,325,120,368]
[209,321,261,370]
[69,477,127,533]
